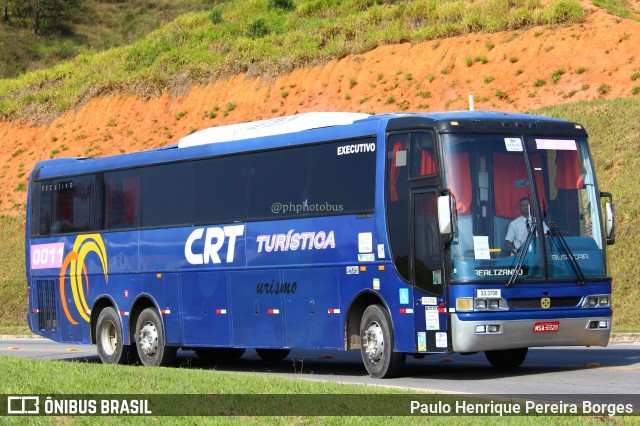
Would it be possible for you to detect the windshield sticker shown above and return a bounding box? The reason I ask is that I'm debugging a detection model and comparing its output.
[358,232,372,253]
[436,332,447,348]
[433,270,442,285]
[359,253,375,262]
[417,332,427,352]
[473,236,491,260]
[504,137,523,152]
[425,306,440,330]
[399,288,409,305]
[395,150,407,167]
[535,139,577,151]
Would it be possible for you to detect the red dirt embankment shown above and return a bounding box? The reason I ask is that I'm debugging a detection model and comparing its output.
[1,6,639,216]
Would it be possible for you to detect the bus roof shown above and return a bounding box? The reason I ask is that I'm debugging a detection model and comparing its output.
[178,112,371,148]
[31,111,586,180]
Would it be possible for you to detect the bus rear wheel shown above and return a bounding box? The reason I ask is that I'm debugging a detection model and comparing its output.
[256,348,290,362]
[96,307,130,365]
[135,308,176,366]
[485,348,528,369]
[360,304,405,378]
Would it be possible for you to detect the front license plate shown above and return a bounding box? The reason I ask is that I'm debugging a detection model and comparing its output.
[534,321,560,333]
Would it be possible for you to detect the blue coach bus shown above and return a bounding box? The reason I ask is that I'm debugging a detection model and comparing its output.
[26,111,615,378]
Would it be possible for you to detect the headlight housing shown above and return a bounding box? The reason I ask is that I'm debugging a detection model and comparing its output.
[582,295,611,308]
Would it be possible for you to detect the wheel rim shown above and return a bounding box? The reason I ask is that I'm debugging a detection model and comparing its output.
[363,320,384,365]
[139,321,159,357]
[100,320,117,356]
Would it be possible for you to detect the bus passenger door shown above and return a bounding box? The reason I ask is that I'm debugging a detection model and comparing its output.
[411,189,448,353]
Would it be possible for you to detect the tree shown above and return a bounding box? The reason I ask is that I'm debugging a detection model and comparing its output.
[11,0,81,34]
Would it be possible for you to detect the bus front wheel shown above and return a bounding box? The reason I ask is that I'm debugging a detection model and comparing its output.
[96,307,130,365]
[360,304,405,378]
[134,308,176,367]
[485,348,528,369]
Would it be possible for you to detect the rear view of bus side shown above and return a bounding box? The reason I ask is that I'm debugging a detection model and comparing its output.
[26,111,615,378]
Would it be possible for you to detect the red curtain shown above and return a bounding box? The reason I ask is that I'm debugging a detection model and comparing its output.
[389,140,406,201]
[555,150,583,189]
[445,153,471,215]
[420,150,437,176]
[493,153,544,218]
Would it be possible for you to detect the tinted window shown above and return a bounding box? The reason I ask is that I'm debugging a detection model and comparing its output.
[142,162,194,227]
[247,140,375,220]
[34,182,52,236]
[105,170,141,230]
[32,138,377,235]
[192,155,247,224]
[37,176,93,235]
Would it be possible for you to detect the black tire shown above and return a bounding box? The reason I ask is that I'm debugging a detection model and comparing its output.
[256,348,291,362]
[360,304,406,378]
[96,307,131,365]
[485,348,528,369]
[134,308,176,367]
[195,348,246,362]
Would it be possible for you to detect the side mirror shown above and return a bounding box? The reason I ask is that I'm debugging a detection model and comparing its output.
[600,191,615,245]
[437,194,455,239]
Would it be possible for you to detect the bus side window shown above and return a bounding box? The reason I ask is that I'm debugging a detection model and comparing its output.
[51,176,92,234]
[387,133,410,281]
[410,132,437,177]
[34,182,52,236]
[105,171,141,230]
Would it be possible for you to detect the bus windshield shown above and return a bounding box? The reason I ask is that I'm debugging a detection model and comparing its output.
[441,133,606,283]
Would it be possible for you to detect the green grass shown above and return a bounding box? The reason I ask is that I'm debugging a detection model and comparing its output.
[593,0,637,20]
[0,356,629,424]
[0,216,27,335]
[0,0,215,79]
[0,0,586,123]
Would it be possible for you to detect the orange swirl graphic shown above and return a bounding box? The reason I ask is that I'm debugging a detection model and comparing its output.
[59,234,108,324]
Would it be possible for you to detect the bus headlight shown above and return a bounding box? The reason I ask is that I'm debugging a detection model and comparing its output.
[456,297,507,312]
[582,295,611,308]
[474,298,504,311]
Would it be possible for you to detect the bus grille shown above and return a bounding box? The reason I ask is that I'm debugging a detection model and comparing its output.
[35,279,58,332]
[508,297,581,309]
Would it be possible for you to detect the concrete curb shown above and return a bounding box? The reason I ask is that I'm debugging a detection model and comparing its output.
[610,333,640,343]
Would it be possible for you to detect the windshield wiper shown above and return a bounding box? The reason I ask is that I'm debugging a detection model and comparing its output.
[548,222,586,285]
[506,220,536,288]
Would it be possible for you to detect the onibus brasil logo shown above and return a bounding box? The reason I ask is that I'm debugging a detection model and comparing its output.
[59,234,108,324]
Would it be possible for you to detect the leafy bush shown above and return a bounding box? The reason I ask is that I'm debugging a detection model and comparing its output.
[247,18,269,39]
[267,0,295,11]
[209,8,223,24]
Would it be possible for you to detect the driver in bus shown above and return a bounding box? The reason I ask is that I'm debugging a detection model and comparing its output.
[505,197,548,256]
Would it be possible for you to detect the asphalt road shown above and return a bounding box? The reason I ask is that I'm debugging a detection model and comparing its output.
[1,338,639,404]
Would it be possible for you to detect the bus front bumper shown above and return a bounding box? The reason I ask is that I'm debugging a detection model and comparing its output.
[451,314,611,353]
